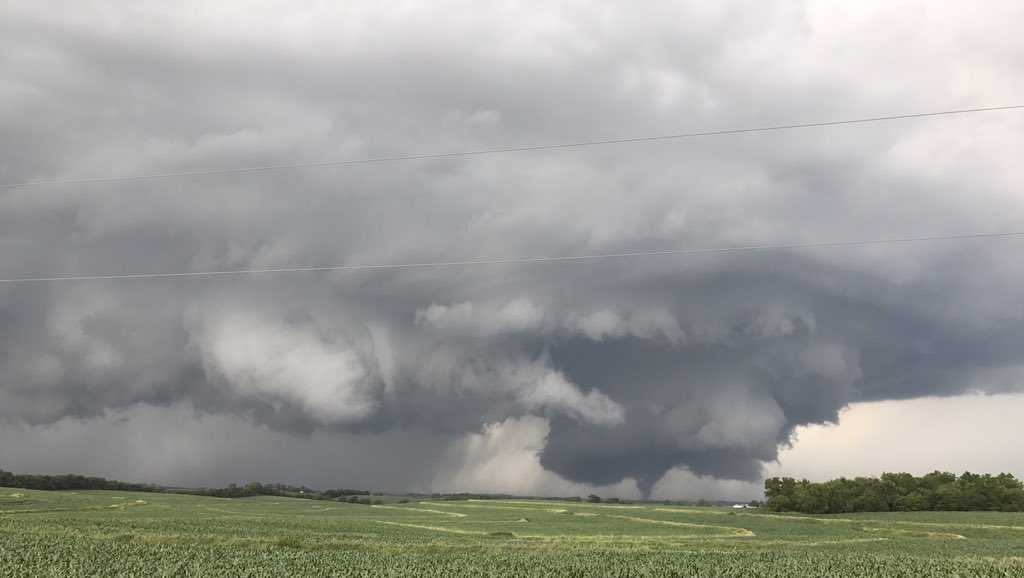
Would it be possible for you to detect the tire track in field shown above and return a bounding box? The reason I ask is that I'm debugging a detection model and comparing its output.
[653,507,730,515]
[862,526,967,540]
[371,505,467,517]
[753,537,891,547]
[605,514,756,537]
[740,512,1024,531]
[1,500,149,515]
[373,521,488,535]
[421,501,568,513]
[417,501,757,539]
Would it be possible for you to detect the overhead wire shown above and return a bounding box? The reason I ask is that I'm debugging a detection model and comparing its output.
[1,230,1021,284]
[3,104,1023,283]
[2,105,1022,190]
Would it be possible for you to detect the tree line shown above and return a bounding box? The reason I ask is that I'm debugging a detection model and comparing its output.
[0,469,595,504]
[764,472,1024,513]
[0,469,379,502]
[0,470,158,493]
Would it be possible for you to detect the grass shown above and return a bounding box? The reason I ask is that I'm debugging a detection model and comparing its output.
[2,488,1023,576]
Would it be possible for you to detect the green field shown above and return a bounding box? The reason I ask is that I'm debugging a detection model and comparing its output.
[2,488,1023,577]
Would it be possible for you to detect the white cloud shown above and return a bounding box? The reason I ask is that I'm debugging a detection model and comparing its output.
[417,299,685,345]
[746,306,815,339]
[435,416,640,498]
[516,368,625,427]
[199,313,378,424]
[664,386,786,453]
[651,467,762,502]
[564,308,686,345]
[766,393,1024,482]
[799,342,861,383]
[416,298,545,336]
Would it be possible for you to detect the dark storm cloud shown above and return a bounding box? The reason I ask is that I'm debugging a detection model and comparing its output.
[2,1,1024,493]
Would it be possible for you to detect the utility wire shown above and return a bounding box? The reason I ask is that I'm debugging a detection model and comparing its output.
[3,105,1023,190]
[1,230,1021,284]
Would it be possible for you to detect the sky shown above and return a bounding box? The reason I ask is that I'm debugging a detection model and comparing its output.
[1,1,1024,500]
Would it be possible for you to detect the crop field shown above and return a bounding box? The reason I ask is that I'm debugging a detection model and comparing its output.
[2,488,1023,577]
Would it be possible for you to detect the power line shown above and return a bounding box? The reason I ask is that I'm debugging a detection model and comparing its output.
[3,105,1023,190]
[1,230,1021,284]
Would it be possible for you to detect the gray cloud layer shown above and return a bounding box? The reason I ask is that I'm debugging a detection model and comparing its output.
[2,1,1024,494]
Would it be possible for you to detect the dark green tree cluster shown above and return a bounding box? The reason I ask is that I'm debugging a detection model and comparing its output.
[1,468,374,501]
[422,492,516,501]
[0,469,157,493]
[166,482,359,500]
[320,488,371,499]
[187,483,257,499]
[765,471,1024,513]
[335,495,383,505]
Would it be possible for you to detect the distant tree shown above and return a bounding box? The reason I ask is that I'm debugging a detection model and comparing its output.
[764,472,1024,513]
[586,494,602,503]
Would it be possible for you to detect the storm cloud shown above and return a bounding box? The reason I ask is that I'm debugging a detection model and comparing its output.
[2,1,1024,496]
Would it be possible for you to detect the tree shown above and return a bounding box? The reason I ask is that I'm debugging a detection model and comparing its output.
[764,472,1024,513]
